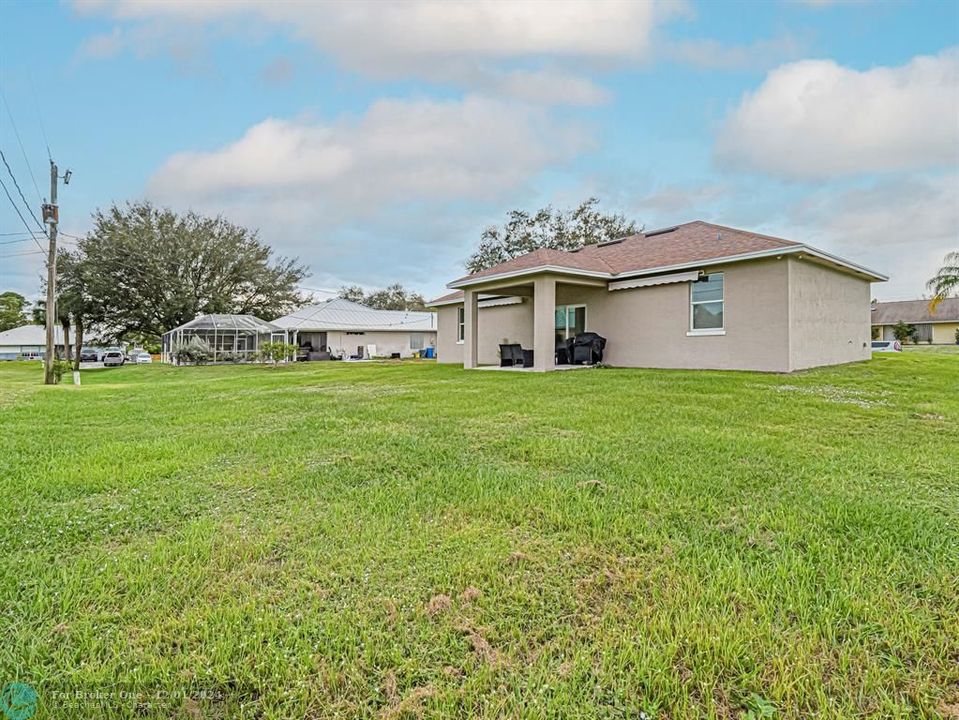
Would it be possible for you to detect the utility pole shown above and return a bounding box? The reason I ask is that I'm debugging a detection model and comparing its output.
[43,160,59,385]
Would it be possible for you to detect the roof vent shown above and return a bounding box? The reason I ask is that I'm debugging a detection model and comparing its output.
[596,237,625,248]
[644,225,678,238]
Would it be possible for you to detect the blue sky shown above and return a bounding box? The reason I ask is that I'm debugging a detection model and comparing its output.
[1,0,957,304]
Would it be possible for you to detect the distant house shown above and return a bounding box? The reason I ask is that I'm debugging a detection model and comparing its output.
[872,298,959,344]
[0,324,65,361]
[271,298,436,359]
[428,221,887,372]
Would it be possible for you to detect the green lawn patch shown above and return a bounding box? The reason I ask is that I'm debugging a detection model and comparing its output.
[1,355,956,719]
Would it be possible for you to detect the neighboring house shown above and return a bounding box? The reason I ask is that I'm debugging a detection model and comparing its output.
[871,298,959,344]
[0,324,67,360]
[428,221,887,372]
[271,298,437,359]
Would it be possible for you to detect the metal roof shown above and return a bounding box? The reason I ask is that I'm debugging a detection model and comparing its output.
[871,297,959,324]
[271,298,437,332]
[0,324,65,346]
[168,314,282,333]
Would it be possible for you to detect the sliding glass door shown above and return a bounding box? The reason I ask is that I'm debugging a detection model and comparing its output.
[555,305,586,344]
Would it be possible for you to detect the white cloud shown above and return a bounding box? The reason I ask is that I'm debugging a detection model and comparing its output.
[72,1,697,103]
[789,173,959,299]
[716,49,959,179]
[665,34,807,70]
[77,26,124,59]
[74,1,677,71]
[145,95,591,291]
[149,96,587,205]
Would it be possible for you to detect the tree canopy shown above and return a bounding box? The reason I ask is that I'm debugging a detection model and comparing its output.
[0,291,29,332]
[338,283,428,311]
[465,197,639,274]
[76,202,307,338]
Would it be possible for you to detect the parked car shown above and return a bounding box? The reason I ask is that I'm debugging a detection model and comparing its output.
[871,340,902,353]
[103,350,126,366]
[135,352,153,364]
[79,347,100,362]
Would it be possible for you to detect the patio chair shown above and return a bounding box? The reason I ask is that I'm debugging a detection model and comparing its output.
[499,344,518,366]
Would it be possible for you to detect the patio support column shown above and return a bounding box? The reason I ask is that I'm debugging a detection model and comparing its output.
[533,276,556,372]
[463,288,479,369]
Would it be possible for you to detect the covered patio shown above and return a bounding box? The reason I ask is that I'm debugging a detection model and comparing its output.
[459,274,605,372]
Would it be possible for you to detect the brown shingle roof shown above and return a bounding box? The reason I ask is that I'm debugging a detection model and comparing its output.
[450,221,801,286]
[871,297,959,324]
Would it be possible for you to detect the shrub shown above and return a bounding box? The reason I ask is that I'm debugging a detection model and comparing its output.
[174,336,212,365]
[52,359,72,384]
[955,327,959,345]
[259,341,297,366]
[891,321,917,344]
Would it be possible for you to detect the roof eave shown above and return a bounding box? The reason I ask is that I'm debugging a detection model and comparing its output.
[448,265,612,289]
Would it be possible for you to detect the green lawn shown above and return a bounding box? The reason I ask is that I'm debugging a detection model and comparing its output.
[1,356,957,719]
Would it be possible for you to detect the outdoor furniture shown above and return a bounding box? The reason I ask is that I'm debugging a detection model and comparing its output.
[350,345,365,360]
[499,343,534,367]
[571,332,607,365]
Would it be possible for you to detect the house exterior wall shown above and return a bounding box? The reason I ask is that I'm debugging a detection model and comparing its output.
[435,301,533,364]
[877,322,959,344]
[788,257,872,370]
[324,330,436,358]
[933,322,959,344]
[436,257,875,372]
[588,258,791,372]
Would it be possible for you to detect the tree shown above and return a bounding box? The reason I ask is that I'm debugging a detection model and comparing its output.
[927,250,959,312]
[0,291,28,332]
[465,197,639,273]
[338,283,428,311]
[56,249,105,370]
[79,202,308,339]
[891,320,917,344]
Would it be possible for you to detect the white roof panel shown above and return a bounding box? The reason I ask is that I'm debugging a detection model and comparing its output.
[271,298,437,332]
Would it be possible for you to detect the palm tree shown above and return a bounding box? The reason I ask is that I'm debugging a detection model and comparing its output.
[927,251,959,312]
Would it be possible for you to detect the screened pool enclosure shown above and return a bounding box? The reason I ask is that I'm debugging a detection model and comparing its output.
[161,314,289,363]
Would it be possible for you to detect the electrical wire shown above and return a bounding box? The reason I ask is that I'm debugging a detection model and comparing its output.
[0,147,46,235]
[26,73,53,162]
[0,236,33,245]
[0,86,43,203]
[0,175,46,253]
[0,249,43,259]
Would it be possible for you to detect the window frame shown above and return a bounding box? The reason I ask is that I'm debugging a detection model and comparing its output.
[410,332,425,351]
[555,304,587,341]
[456,306,465,344]
[687,272,725,336]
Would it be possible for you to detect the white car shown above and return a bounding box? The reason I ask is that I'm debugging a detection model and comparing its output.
[135,352,153,364]
[871,340,902,353]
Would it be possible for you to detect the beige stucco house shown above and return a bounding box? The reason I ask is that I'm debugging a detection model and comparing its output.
[871,298,959,345]
[428,221,887,373]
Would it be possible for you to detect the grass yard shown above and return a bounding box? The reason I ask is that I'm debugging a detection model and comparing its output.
[1,355,957,719]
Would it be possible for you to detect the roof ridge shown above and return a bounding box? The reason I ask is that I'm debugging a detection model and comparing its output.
[687,220,801,246]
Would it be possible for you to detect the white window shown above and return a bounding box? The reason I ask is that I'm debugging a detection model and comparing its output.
[410,333,425,350]
[554,304,586,344]
[456,306,465,343]
[689,273,724,334]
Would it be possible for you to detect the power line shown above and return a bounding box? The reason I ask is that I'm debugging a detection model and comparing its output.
[0,86,43,203]
[0,174,45,252]
[26,73,52,162]
[0,249,43,259]
[0,147,46,235]
[0,237,33,245]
